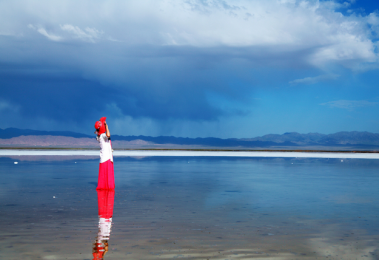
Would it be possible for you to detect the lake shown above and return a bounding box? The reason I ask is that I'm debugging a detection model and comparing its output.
[0,154,379,259]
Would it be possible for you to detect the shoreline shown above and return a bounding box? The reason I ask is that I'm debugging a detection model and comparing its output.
[1,149,379,159]
[0,147,378,153]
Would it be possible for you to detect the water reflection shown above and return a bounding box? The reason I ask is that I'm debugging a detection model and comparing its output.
[93,190,115,260]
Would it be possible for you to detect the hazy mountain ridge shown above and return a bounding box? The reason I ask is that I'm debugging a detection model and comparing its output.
[111,135,295,147]
[0,135,155,148]
[0,128,379,149]
[0,136,98,147]
[245,131,379,145]
[0,128,92,139]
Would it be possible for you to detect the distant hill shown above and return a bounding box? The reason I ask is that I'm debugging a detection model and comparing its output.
[244,131,379,146]
[111,135,296,147]
[0,127,92,139]
[0,128,378,150]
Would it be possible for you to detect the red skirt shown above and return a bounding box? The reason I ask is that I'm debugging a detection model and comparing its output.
[97,159,115,190]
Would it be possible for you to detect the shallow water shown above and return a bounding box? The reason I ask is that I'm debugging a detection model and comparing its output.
[1,156,379,259]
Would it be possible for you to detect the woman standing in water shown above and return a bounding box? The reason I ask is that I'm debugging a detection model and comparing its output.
[94,117,115,190]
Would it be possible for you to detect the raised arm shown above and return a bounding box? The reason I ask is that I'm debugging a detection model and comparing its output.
[105,122,111,138]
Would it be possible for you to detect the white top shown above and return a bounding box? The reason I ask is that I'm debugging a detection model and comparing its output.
[97,133,113,163]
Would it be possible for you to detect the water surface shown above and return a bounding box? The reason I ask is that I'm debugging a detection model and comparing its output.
[1,156,379,259]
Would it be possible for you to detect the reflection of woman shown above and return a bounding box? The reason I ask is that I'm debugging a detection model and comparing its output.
[94,117,115,190]
[93,190,115,260]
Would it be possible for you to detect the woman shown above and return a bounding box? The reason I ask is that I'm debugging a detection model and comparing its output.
[94,117,115,190]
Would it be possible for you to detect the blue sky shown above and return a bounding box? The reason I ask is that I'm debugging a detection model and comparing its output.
[1,0,379,138]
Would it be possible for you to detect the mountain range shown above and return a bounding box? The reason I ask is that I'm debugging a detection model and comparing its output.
[0,128,379,150]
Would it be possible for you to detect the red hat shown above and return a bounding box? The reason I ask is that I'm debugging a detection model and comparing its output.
[94,121,102,130]
[95,117,107,135]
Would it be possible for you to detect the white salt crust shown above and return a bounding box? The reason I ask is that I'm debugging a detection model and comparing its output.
[1,150,379,159]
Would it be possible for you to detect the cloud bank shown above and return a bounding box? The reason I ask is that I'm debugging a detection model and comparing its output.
[0,0,378,136]
[5,0,375,65]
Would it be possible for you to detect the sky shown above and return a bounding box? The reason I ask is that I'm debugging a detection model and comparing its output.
[1,0,379,138]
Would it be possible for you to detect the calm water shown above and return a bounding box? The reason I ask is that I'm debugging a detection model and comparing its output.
[0,155,379,259]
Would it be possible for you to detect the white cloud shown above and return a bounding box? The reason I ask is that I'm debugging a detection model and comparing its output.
[27,23,102,42]
[60,24,102,42]
[320,100,378,109]
[367,12,379,35]
[27,24,62,41]
[1,0,379,68]
[289,74,340,85]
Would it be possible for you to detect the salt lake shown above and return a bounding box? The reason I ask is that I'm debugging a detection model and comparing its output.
[1,151,379,259]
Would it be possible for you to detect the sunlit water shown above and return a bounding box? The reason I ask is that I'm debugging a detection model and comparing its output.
[1,155,379,259]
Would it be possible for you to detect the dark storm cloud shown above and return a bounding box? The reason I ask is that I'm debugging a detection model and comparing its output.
[0,73,106,122]
[0,66,224,122]
[0,42,227,121]
[0,34,375,125]
[1,36,301,124]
